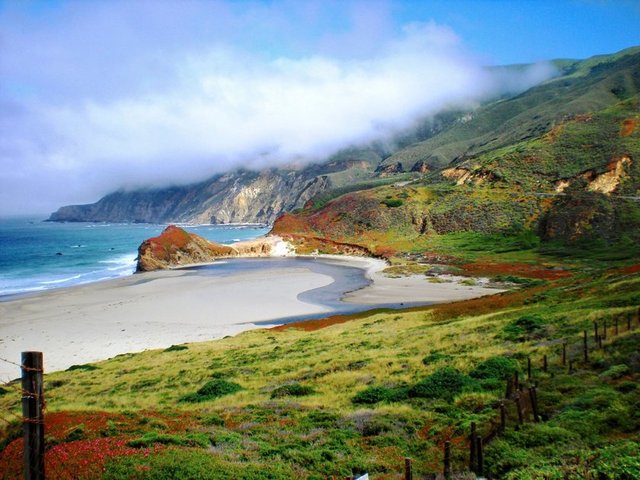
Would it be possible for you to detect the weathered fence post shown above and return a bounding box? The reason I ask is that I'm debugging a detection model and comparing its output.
[527,357,532,382]
[404,457,412,480]
[543,354,548,373]
[476,437,484,477]
[515,393,524,427]
[470,422,477,473]
[22,351,44,480]
[443,441,451,479]
[583,330,589,362]
[529,386,540,423]
[562,342,567,366]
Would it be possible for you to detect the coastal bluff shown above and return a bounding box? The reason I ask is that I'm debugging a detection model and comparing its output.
[136,225,291,272]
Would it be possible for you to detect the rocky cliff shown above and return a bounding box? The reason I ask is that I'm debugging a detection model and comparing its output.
[50,168,332,225]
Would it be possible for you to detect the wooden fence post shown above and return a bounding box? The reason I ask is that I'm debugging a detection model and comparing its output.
[404,457,412,480]
[22,351,44,480]
[515,393,524,427]
[527,357,532,382]
[529,386,540,423]
[443,441,451,479]
[543,354,548,373]
[562,342,567,366]
[470,422,477,473]
[594,321,598,342]
[476,437,484,477]
[583,330,588,362]
[499,402,506,433]
[598,334,603,349]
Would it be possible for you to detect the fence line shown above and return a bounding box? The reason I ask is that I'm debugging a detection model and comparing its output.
[403,306,640,478]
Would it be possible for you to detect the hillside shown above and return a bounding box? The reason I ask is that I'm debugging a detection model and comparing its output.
[48,47,640,225]
[1,258,638,478]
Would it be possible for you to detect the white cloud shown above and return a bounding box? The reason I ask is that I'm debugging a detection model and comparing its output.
[0,2,555,215]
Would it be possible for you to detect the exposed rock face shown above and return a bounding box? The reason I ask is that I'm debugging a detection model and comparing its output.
[375,162,404,176]
[411,160,431,173]
[136,225,291,272]
[49,168,332,225]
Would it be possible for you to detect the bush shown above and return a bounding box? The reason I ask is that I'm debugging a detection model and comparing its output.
[270,383,315,399]
[503,314,546,341]
[180,379,242,403]
[471,356,520,382]
[104,448,295,479]
[163,345,188,352]
[599,364,630,380]
[409,368,475,401]
[421,352,451,365]
[127,432,210,448]
[66,364,98,371]
[382,198,403,208]
[352,385,409,405]
[589,441,640,479]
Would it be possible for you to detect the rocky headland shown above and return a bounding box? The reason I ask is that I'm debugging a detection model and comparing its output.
[136,225,292,272]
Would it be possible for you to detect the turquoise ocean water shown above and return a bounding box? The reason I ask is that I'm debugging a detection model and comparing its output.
[0,217,269,297]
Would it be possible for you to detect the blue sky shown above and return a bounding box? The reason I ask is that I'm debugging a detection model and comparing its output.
[1,0,639,214]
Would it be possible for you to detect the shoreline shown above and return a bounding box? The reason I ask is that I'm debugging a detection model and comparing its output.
[0,254,502,380]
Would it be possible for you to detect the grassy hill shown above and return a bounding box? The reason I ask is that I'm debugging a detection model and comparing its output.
[382,47,640,172]
[0,261,638,478]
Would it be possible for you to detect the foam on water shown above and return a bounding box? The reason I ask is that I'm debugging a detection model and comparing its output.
[0,217,270,297]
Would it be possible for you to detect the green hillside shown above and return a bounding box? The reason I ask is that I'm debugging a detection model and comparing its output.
[383,47,640,172]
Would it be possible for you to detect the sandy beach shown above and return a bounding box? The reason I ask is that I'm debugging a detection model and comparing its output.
[0,255,501,380]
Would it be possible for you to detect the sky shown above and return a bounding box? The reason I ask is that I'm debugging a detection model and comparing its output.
[1,0,640,215]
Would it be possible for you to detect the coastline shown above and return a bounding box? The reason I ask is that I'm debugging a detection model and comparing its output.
[0,254,502,380]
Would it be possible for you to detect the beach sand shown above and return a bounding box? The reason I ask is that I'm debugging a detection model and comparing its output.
[0,256,501,379]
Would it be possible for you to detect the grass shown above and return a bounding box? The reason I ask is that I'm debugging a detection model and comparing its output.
[1,265,638,478]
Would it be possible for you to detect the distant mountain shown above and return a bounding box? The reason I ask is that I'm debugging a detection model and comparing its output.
[49,47,640,226]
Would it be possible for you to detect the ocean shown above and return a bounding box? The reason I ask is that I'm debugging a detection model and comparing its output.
[0,217,270,297]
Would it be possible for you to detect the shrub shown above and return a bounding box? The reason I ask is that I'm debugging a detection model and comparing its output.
[599,364,630,380]
[66,364,98,371]
[589,441,640,479]
[471,356,520,382]
[352,386,409,405]
[382,198,403,208]
[270,383,315,399]
[409,368,475,401]
[163,345,188,352]
[104,448,295,479]
[502,314,546,341]
[127,432,210,448]
[180,379,242,403]
[421,352,451,365]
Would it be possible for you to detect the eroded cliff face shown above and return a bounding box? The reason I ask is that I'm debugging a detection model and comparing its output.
[49,169,332,225]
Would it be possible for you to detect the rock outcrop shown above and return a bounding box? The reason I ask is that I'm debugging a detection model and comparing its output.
[136,225,292,272]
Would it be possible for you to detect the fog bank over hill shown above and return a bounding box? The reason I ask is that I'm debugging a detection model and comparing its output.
[0,0,556,215]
